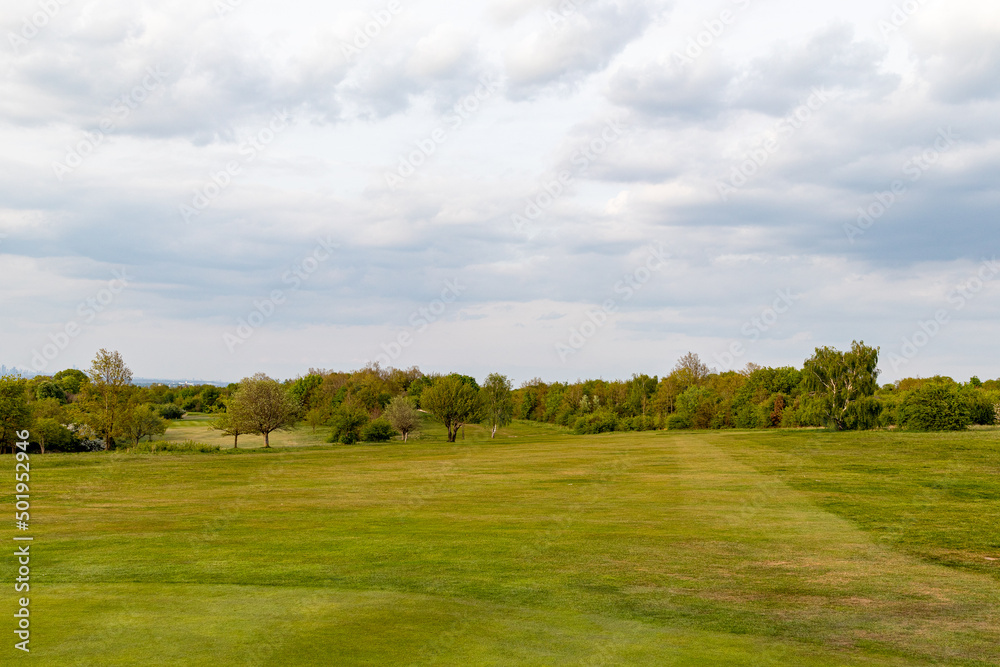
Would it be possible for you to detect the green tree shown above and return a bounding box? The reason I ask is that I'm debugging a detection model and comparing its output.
[211,396,252,448]
[384,395,420,442]
[328,404,370,444]
[53,368,88,395]
[901,382,971,431]
[85,349,133,449]
[421,375,483,443]
[802,341,880,430]
[481,373,514,438]
[121,404,168,445]
[32,418,74,453]
[0,374,31,455]
[230,374,299,447]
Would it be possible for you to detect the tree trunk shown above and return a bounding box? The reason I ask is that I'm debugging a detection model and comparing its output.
[234,434,239,449]
[491,424,497,439]
[264,431,270,447]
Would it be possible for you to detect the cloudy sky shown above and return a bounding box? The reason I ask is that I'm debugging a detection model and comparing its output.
[1,0,998,384]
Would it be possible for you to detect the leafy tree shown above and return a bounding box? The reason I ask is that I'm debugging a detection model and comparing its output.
[35,380,67,403]
[158,404,186,420]
[901,382,971,431]
[481,373,513,438]
[384,395,420,442]
[0,374,31,455]
[85,349,133,449]
[32,418,74,453]
[53,368,88,395]
[328,404,370,444]
[230,373,299,447]
[121,404,168,445]
[211,397,252,448]
[802,341,880,430]
[421,374,483,442]
[305,406,330,433]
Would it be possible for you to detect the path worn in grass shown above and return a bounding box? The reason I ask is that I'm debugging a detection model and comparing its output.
[7,428,1000,665]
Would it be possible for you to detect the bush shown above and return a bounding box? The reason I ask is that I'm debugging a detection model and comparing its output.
[666,413,691,430]
[901,383,971,431]
[361,418,397,442]
[158,404,186,420]
[328,405,370,444]
[572,409,619,434]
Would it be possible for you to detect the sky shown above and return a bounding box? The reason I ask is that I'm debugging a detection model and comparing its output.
[1,0,998,385]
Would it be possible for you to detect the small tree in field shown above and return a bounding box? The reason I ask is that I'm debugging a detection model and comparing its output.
[86,349,133,449]
[230,373,299,447]
[421,375,482,443]
[211,396,253,448]
[384,395,420,442]
[481,373,513,438]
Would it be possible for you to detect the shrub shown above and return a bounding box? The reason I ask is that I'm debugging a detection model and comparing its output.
[328,405,370,444]
[572,409,619,434]
[901,383,971,431]
[361,418,397,442]
[158,404,186,420]
[666,413,691,430]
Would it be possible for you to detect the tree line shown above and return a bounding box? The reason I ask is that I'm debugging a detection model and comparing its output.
[1,341,997,454]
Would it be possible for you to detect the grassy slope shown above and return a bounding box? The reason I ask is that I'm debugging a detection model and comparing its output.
[6,423,1000,665]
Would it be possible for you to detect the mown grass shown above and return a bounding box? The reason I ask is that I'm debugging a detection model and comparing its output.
[4,425,999,665]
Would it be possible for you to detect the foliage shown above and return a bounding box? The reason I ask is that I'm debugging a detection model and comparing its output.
[901,382,972,431]
[361,418,397,442]
[126,440,221,454]
[480,373,514,438]
[802,341,880,430]
[158,404,186,420]
[0,374,31,454]
[571,408,619,434]
[231,373,300,447]
[384,395,420,442]
[421,374,483,442]
[85,349,134,449]
[328,404,370,444]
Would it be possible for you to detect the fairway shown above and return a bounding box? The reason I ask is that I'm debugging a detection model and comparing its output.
[9,425,1000,665]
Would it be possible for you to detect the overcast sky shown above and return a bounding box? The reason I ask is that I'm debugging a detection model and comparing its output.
[1,0,998,384]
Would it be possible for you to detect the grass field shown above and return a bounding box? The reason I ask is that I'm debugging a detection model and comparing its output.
[6,418,1000,665]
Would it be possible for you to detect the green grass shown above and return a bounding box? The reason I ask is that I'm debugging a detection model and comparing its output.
[5,425,1000,665]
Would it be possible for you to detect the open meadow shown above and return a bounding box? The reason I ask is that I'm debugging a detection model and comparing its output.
[6,417,1000,665]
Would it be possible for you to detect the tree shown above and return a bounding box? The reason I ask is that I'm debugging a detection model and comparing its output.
[211,396,252,448]
[0,374,31,455]
[802,341,880,430]
[481,373,513,438]
[121,404,168,445]
[672,352,711,388]
[231,373,299,447]
[328,404,369,444]
[53,368,88,395]
[901,382,972,431]
[384,395,420,442]
[33,418,74,453]
[421,374,483,443]
[86,349,133,449]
